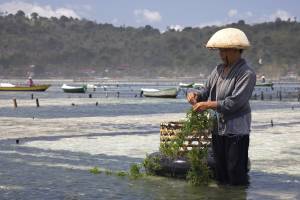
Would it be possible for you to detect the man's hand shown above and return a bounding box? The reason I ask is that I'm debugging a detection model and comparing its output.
[192,101,217,112]
[187,92,198,105]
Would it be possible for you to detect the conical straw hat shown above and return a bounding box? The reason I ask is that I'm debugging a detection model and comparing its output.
[206,28,250,49]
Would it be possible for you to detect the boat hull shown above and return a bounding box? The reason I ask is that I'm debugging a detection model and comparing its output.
[179,83,194,88]
[143,88,178,98]
[0,84,51,91]
[62,88,86,93]
[256,83,273,87]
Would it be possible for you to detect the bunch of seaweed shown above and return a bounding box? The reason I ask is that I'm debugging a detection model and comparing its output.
[89,163,143,179]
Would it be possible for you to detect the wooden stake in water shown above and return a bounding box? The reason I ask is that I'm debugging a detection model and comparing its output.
[36,98,40,107]
[279,91,282,101]
[13,98,17,108]
[271,119,274,127]
[31,93,34,99]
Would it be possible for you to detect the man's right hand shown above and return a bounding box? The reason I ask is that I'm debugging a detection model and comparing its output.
[187,92,198,105]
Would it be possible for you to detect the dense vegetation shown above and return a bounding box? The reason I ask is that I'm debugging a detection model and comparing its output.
[1,10,299,78]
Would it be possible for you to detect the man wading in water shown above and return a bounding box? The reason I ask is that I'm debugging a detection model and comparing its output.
[187,28,256,185]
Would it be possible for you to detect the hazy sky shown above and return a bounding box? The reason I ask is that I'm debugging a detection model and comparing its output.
[0,0,299,30]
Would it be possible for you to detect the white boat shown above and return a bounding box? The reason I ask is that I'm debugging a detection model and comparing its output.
[141,88,178,98]
[141,88,160,92]
[61,84,87,93]
[87,84,97,89]
[0,83,16,87]
[192,83,205,89]
[179,82,194,88]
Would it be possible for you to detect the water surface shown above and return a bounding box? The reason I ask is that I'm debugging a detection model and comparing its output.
[0,83,299,200]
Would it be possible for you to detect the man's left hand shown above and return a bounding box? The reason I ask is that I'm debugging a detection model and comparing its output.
[192,101,217,112]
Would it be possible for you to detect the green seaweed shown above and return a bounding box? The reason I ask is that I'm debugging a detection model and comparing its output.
[142,154,162,175]
[186,148,212,185]
[116,171,128,177]
[129,163,143,179]
[89,167,102,174]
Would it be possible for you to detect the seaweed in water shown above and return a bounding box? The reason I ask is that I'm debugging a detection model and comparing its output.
[143,154,162,175]
[129,163,143,179]
[186,148,212,185]
[89,167,102,174]
[116,171,128,177]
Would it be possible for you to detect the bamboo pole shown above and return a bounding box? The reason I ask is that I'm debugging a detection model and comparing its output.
[13,98,17,108]
[279,91,282,101]
[36,98,40,107]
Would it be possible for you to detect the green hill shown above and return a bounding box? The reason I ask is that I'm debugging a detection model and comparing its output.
[0,11,299,78]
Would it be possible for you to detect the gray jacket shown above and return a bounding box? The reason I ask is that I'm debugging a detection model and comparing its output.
[197,58,256,135]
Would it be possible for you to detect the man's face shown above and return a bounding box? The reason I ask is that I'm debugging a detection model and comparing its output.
[219,48,239,64]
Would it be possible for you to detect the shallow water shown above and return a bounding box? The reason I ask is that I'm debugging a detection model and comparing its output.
[0,83,299,200]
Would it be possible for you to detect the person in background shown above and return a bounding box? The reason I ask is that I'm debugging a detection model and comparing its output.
[261,75,266,83]
[28,77,34,87]
[187,28,256,185]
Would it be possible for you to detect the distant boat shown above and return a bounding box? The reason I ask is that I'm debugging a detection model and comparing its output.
[87,84,97,91]
[179,82,194,88]
[141,88,178,98]
[0,83,50,91]
[87,84,97,89]
[192,83,205,89]
[62,84,87,93]
[252,82,274,97]
[255,82,273,87]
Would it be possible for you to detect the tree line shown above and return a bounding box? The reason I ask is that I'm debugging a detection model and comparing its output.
[0,10,299,79]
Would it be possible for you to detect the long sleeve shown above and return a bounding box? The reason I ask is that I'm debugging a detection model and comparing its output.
[196,67,218,102]
[217,69,256,114]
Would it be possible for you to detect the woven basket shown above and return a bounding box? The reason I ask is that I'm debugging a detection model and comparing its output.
[160,121,212,152]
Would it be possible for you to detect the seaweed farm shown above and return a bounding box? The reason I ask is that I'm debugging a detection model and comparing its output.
[0,82,300,200]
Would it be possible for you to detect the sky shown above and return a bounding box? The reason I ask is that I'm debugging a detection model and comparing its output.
[0,0,299,30]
